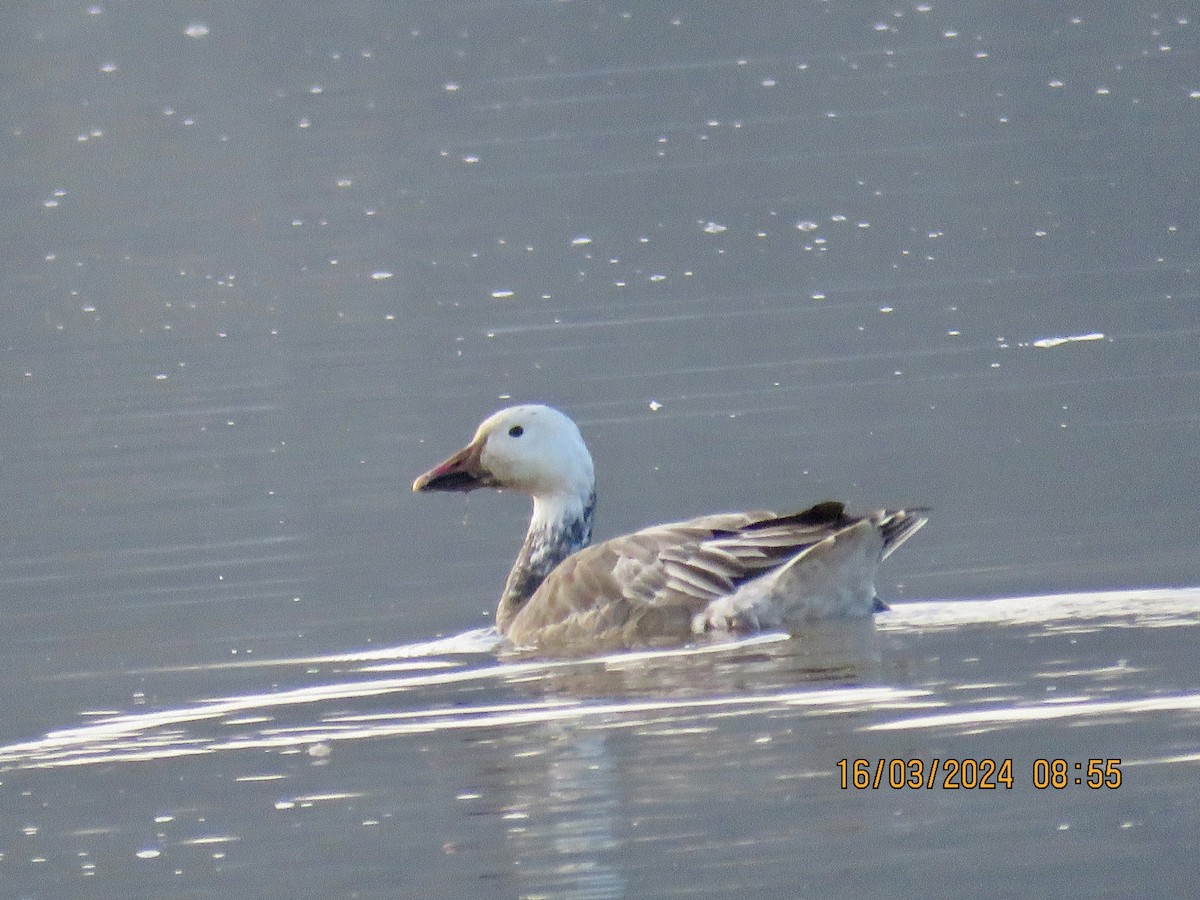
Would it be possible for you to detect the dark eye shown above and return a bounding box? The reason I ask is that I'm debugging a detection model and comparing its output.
[508,425,524,438]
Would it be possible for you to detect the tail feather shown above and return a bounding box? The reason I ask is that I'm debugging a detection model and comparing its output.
[876,507,930,560]
[693,507,929,634]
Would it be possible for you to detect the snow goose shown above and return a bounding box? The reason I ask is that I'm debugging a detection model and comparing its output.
[413,404,927,649]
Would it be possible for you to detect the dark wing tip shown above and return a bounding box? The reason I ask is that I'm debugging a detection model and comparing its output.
[878,507,930,558]
[745,500,848,531]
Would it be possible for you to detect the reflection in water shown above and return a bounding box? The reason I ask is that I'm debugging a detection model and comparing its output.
[497,726,626,900]
[2,587,1197,773]
[504,617,883,698]
[0,627,929,770]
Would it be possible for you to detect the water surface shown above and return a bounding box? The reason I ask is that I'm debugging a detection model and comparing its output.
[1,0,1197,897]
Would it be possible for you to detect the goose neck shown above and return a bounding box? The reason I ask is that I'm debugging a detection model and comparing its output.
[495,489,595,634]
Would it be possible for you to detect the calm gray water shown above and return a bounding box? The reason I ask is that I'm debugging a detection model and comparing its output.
[2,1,1198,897]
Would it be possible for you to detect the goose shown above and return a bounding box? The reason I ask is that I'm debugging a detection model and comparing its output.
[412,404,927,649]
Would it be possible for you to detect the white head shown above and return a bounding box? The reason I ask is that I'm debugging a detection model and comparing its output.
[413,405,595,506]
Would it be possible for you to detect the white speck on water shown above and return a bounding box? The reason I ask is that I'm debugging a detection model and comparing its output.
[336,178,352,188]
[444,82,460,92]
[491,289,515,299]
[796,220,819,232]
[370,271,394,281]
[462,154,480,164]
[1048,79,1065,88]
[649,400,663,411]
[298,117,311,128]
[761,78,777,87]
[184,23,209,38]
[309,84,324,95]
[307,743,331,758]
[571,235,593,246]
[99,62,118,73]
[702,221,727,234]
[135,848,161,860]
[879,306,894,313]
[648,274,667,282]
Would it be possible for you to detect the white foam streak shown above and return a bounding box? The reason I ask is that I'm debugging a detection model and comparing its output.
[1030,332,1105,348]
[879,586,1200,632]
[871,693,1200,732]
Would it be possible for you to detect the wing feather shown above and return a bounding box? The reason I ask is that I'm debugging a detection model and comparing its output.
[507,502,873,645]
